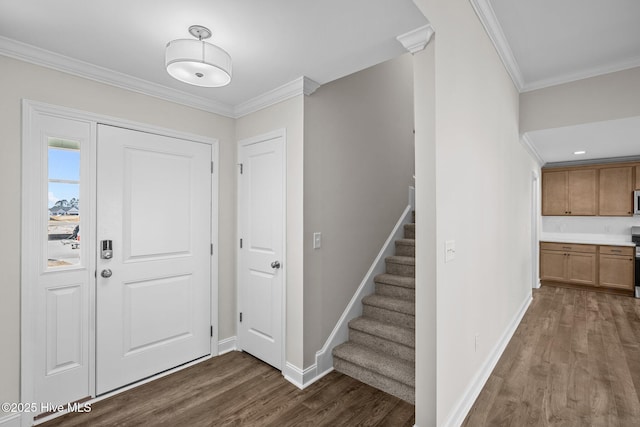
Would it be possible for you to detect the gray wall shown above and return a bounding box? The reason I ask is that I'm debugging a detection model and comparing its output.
[303,54,415,367]
[414,0,539,424]
[520,66,640,133]
[0,55,237,407]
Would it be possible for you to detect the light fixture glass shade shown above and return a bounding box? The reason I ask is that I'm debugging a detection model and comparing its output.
[165,39,232,87]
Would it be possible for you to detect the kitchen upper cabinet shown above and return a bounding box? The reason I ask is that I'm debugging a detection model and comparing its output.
[599,166,633,216]
[635,165,640,190]
[542,169,597,216]
[599,246,635,291]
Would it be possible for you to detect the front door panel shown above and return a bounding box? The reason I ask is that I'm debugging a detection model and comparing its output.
[96,125,211,394]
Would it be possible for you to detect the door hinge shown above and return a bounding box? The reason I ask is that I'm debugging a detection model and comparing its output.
[210,325,213,337]
[211,161,214,174]
[240,312,243,322]
[240,238,243,249]
[211,243,214,255]
[239,163,244,174]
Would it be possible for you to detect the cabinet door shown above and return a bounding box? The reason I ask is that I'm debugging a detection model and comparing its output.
[599,254,634,290]
[542,171,568,216]
[540,250,567,281]
[566,252,597,285]
[599,166,633,216]
[568,169,597,215]
[635,165,640,190]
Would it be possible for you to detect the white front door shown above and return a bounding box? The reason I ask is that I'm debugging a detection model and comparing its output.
[238,131,285,370]
[96,125,212,394]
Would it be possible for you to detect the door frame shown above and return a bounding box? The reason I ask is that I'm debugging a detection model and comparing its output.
[21,100,219,425]
[236,129,287,371]
[531,170,540,289]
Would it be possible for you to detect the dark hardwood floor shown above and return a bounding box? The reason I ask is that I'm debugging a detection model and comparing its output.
[40,351,414,427]
[463,285,640,427]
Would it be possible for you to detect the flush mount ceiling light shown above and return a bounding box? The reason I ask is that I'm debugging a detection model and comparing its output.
[165,25,232,88]
[574,150,587,155]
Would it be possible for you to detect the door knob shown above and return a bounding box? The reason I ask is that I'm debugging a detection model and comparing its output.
[270,261,281,269]
[101,269,113,278]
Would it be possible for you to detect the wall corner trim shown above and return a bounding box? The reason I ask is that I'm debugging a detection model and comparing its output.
[283,362,333,390]
[520,133,546,166]
[468,0,525,91]
[440,293,533,427]
[233,76,320,118]
[396,24,435,54]
[217,336,237,355]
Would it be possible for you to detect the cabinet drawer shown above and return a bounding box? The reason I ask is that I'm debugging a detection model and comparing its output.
[599,245,634,256]
[540,242,597,253]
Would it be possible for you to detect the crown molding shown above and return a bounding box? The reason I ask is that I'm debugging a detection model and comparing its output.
[469,0,525,91]
[233,76,320,118]
[396,24,435,54]
[520,133,545,166]
[521,55,640,92]
[0,35,237,118]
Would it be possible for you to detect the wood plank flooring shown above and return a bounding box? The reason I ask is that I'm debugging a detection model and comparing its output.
[462,285,640,427]
[40,351,414,427]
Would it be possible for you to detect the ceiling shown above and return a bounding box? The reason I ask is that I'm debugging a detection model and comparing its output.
[476,0,640,165]
[1,1,638,162]
[0,0,428,117]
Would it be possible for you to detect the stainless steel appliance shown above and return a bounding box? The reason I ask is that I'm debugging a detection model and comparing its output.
[632,226,640,298]
[635,190,640,215]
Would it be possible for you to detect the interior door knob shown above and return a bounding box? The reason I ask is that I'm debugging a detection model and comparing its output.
[101,269,113,278]
[270,261,281,269]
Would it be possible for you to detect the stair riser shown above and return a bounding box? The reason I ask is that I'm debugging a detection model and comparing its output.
[375,283,415,300]
[395,243,415,257]
[404,224,415,239]
[364,305,415,329]
[333,358,415,404]
[349,329,415,362]
[385,261,415,277]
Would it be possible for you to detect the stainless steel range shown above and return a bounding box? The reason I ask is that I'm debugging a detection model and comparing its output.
[632,227,640,298]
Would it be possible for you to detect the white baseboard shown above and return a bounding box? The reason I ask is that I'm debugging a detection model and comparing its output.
[283,362,333,390]
[441,292,532,427]
[0,414,20,427]
[217,336,237,355]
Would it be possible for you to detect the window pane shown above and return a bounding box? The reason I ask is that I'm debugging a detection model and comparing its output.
[47,143,81,268]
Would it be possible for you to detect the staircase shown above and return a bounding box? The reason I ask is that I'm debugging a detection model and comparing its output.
[332,216,415,404]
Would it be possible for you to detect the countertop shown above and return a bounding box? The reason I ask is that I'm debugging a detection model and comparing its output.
[540,233,636,247]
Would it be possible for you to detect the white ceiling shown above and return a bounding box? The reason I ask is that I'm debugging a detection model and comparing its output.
[1,1,638,163]
[0,0,428,116]
[473,0,640,165]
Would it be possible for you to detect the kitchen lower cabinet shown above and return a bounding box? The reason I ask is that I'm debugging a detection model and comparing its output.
[540,243,597,286]
[540,242,635,294]
[599,246,635,291]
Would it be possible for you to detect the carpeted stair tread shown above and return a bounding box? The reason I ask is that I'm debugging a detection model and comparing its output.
[363,294,415,315]
[386,255,415,266]
[349,317,414,348]
[333,342,415,388]
[395,238,415,246]
[403,223,415,239]
[374,273,415,289]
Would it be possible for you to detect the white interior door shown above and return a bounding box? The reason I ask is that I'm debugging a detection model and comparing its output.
[238,132,285,370]
[96,124,212,394]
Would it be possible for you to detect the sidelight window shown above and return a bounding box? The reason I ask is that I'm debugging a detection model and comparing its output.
[47,138,81,268]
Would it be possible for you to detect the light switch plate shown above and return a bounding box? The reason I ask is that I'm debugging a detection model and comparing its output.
[313,232,322,249]
[445,240,456,262]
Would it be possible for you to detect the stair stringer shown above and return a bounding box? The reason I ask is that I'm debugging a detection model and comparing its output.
[314,187,415,377]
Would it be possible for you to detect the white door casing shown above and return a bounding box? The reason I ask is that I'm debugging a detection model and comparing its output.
[96,125,212,394]
[237,130,286,370]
